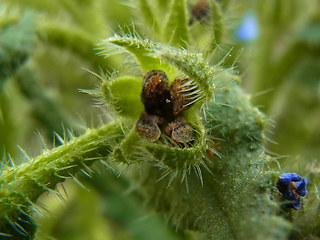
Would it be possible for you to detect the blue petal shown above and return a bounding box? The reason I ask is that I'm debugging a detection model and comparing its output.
[236,12,259,41]
[279,173,301,182]
[296,177,308,196]
[276,180,296,200]
[284,198,301,210]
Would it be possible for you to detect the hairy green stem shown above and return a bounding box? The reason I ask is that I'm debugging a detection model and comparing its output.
[0,121,124,238]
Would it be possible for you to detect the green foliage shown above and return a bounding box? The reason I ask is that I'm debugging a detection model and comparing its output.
[0,0,319,240]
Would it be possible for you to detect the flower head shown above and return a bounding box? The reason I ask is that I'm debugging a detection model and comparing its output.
[136,70,196,143]
[276,173,308,210]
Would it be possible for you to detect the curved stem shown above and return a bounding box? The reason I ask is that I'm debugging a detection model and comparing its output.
[0,121,124,238]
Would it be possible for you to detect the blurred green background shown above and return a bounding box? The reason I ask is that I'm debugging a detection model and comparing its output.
[1,0,320,239]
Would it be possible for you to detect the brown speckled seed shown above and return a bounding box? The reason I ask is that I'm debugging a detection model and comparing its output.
[136,111,164,141]
[166,117,195,143]
[141,70,171,114]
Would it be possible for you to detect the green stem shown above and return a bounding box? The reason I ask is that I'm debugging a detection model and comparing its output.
[0,121,124,238]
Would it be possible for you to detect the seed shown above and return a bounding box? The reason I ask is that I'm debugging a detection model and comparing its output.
[136,111,164,141]
[141,70,171,114]
[166,117,195,143]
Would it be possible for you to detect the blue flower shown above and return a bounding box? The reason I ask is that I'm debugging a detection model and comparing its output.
[235,11,259,42]
[276,173,308,210]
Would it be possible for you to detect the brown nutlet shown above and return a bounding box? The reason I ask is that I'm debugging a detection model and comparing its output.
[136,111,164,142]
[141,70,171,114]
[165,117,195,143]
[170,78,196,115]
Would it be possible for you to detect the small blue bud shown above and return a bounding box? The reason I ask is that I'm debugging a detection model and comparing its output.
[276,173,308,210]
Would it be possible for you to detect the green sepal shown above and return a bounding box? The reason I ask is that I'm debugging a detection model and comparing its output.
[102,76,144,119]
[98,35,177,80]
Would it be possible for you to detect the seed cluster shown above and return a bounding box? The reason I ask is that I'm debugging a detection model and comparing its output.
[136,70,196,143]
